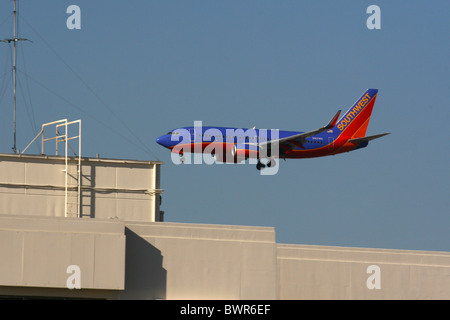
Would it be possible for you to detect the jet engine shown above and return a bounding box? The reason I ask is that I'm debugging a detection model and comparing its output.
[230,144,259,163]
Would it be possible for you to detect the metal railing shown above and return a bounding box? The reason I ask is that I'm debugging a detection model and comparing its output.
[21,119,81,218]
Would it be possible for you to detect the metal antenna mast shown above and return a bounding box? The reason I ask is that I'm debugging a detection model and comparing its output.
[1,0,28,154]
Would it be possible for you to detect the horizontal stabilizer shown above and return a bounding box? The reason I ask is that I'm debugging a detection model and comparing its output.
[348,133,391,144]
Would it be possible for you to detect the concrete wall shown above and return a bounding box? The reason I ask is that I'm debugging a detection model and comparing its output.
[277,244,450,299]
[123,222,277,300]
[0,218,278,299]
[0,154,163,222]
[1,216,449,299]
[0,215,125,292]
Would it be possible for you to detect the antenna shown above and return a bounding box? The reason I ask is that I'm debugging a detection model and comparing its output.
[0,0,29,154]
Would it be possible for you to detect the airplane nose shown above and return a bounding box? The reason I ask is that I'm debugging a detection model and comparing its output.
[156,135,169,148]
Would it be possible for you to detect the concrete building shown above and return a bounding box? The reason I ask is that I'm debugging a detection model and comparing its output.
[0,153,163,221]
[1,153,449,300]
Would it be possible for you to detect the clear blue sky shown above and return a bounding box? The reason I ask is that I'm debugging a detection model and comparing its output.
[0,1,449,251]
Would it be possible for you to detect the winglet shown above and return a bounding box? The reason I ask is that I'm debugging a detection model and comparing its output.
[326,110,341,129]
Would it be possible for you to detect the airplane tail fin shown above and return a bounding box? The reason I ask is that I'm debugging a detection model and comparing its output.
[335,89,378,138]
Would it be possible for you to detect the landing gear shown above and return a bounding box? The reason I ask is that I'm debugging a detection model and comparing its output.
[176,151,185,163]
[256,161,265,171]
[256,159,276,171]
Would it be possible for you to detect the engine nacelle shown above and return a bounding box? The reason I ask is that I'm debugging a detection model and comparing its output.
[213,152,240,163]
[230,144,259,163]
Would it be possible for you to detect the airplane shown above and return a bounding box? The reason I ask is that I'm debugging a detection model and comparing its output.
[156,89,390,171]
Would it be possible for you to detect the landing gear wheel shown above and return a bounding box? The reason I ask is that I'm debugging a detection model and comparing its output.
[256,161,266,171]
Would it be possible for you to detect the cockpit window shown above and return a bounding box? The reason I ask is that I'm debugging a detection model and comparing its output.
[167,131,180,135]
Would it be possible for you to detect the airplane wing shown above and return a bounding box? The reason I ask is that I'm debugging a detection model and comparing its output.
[258,110,341,150]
